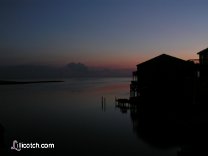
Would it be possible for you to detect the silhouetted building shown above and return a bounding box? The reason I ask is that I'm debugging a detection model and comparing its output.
[196,48,208,78]
[130,54,195,99]
[197,48,208,64]
[130,48,208,106]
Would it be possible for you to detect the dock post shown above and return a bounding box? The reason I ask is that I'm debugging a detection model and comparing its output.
[101,96,106,112]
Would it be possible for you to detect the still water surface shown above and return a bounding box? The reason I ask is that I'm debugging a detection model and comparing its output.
[0,78,177,155]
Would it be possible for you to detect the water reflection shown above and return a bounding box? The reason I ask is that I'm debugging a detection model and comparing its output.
[4,77,207,155]
[0,123,5,154]
[0,78,135,155]
[116,93,208,156]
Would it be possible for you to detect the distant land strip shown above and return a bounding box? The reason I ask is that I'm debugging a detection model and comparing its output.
[0,80,64,85]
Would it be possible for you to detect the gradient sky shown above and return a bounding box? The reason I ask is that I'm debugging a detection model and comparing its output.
[1,0,208,69]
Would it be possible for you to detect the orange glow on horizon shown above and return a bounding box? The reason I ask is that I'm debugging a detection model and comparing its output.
[52,50,200,69]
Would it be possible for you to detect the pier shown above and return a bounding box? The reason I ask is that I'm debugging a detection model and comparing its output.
[115,97,138,113]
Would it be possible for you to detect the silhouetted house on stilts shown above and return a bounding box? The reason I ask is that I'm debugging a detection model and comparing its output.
[115,48,208,146]
[130,54,195,100]
[130,48,208,107]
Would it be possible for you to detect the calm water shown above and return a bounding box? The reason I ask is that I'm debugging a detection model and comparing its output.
[0,78,177,155]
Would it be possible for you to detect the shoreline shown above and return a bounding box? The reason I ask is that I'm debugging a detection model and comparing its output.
[0,80,64,85]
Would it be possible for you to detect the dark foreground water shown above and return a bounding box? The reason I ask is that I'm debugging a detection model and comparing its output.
[0,78,178,155]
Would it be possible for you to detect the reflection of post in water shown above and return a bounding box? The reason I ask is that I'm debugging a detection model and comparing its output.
[0,123,5,153]
[101,96,106,111]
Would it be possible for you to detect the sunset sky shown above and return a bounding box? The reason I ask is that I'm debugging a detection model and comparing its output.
[1,0,208,69]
